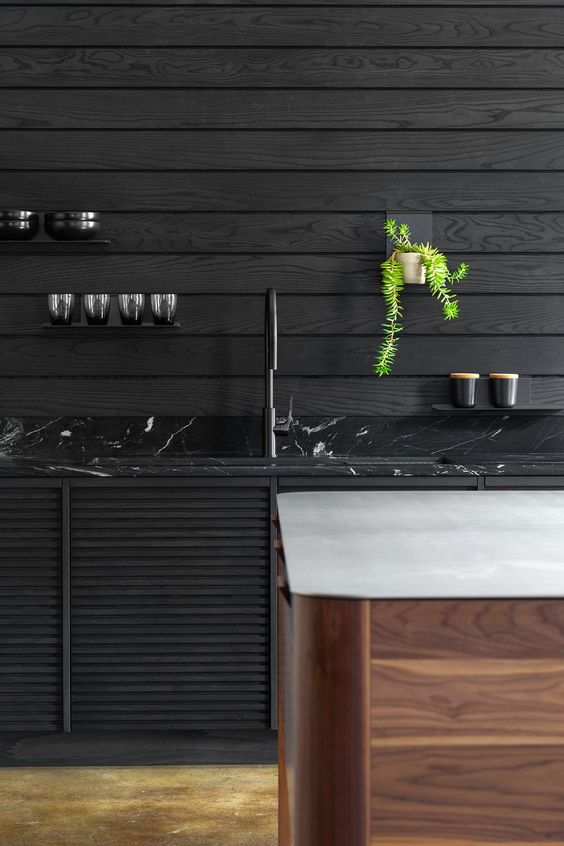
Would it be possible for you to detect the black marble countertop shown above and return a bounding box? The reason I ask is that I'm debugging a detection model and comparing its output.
[3,415,564,477]
[1,454,564,477]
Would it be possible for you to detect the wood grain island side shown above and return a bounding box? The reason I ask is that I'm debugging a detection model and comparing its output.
[276,491,564,846]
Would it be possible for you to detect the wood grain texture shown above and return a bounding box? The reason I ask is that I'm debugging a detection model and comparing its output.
[371,746,564,843]
[4,335,564,377]
[45,211,564,255]
[277,557,293,846]
[2,8,564,48]
[371,600,564,842]
[8,131,564,172]
[0,209,561,258]
[293,596,370,846]
[72,212,388,254]
[13,209,564,255]
[4,172,564,211]
[277,295,564,337]
[0,376,450,417]
[1,0,563,418]
[4,90,564,129]
[436,212,564,253]
[1,254,564,295]
[0,372,550,417]
[5,294,564,336]
[372,658,564,744]
[3,374,564,417]
[371,600,564,659]
[2,48,563,88]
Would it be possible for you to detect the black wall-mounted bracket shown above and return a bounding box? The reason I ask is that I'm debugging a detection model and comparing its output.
[386,211,433,256]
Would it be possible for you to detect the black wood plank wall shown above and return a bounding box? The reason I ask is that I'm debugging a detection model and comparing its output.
[0,2,563,417]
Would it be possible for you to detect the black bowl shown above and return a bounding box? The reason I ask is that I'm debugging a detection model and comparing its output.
[0,210,39,240]
[45,211,100,241]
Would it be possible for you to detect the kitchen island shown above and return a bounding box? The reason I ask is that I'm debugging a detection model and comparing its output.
[277,490,564,846]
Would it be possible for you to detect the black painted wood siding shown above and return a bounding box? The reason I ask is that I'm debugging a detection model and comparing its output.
[0,3,563,415]
[70,480,271,729]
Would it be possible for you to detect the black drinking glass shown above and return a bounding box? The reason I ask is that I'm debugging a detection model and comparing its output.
[118,294,145,324]
[48,293,75,325]
[84,293,111,325]
[150,294,177,325]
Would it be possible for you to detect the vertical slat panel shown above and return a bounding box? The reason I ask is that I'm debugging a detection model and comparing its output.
[70,480,271,729]
[0,479,62,732]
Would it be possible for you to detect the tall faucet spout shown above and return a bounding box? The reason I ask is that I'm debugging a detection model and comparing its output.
[264,288,277,458]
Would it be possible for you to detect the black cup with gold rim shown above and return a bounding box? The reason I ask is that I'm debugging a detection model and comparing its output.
[450,373,480,408]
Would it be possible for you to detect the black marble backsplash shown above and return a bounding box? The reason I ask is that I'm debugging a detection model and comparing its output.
[2,414,564,461]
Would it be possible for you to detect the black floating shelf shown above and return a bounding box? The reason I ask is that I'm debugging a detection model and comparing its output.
[0,239,110,251]
[432,404,564,415]
[42,322,180,329]
[433,376,563,415]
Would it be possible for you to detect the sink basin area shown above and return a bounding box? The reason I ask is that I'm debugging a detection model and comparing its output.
[85,455,446,467]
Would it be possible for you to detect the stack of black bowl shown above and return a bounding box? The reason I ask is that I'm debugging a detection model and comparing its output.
[0,210,39,240]
[44,211,100,240]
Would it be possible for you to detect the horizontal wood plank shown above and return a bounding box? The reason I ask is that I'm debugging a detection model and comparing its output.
[1,48,563,88]
[436,212,564,252]
[2,295,564,336]
[0,335,562,376]
[3,90,564,130]
[59,212,389,254]
[371,600,564,659]
[7,131,564,172]
[0,254,561,294]
[0,376,450,416]
[371,746,564,842]
[6,211,564,255]
[372,658,564,744]
[3,173,564,211]
[2,8,564,48]
[96,211,564,254]
[6,376,562,417]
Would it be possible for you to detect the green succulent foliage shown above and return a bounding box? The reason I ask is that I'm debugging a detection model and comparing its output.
[375,220,470,376]
[374,253,404,377]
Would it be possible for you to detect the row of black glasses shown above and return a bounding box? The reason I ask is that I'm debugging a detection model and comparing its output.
[48,294,178,325]
[0,210,100,241]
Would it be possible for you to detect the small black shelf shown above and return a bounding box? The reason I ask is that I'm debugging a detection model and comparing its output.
[42,322,180,329]
[433,376,563,415]
[432,404,564,415]
[0,239,110,252]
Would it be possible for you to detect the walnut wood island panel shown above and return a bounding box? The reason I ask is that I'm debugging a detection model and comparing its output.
[276,491,564,846]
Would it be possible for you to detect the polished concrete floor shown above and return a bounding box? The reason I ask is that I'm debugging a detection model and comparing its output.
[0,765,278,845]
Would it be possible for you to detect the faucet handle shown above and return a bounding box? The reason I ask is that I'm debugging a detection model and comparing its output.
[274,395,294,436]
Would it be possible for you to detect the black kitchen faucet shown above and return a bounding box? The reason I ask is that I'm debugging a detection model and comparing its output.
[264,288,293,458]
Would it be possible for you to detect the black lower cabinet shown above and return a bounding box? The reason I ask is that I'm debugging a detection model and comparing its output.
[0,473,487,737]
[0,480,63,732]
[69,479,271,730]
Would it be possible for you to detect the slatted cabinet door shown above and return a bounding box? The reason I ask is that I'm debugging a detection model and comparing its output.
[0,479,63,732]
[69,479,271,729]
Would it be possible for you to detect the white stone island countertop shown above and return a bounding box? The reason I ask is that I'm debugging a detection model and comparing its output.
[277,490,564,599]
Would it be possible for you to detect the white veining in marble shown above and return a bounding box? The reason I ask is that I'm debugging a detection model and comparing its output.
[277,490,564,599]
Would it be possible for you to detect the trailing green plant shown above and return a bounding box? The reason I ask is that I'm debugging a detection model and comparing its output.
[374,219,469,376]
